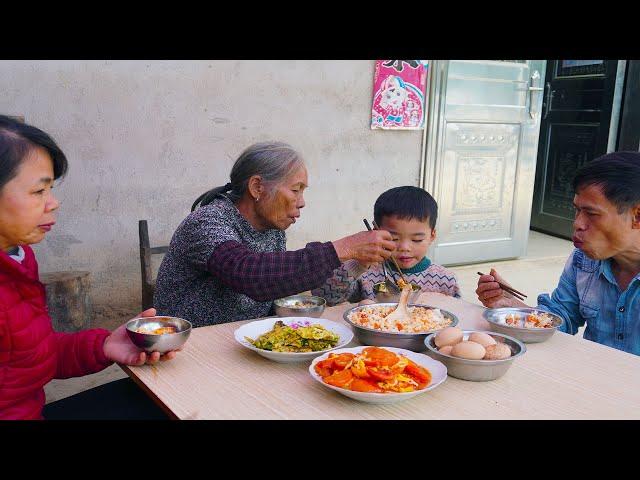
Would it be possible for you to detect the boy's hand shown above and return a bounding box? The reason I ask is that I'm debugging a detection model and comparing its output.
[332,230,396,264]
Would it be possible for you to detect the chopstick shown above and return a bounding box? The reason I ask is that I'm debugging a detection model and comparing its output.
[477,271,527,300]
[364,219,409,286]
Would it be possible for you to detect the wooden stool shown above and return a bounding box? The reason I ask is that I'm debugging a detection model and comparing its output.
[40,271,94,332]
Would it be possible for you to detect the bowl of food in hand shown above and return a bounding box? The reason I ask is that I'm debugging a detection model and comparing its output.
[424,327,526,381]
[274,294,326,318]
[126,316,192,354]
[343,302,458,352]
[234,317,353,363]
[483,307,564,343]
[373,281,422,303]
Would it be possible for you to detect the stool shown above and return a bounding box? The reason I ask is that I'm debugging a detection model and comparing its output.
[40,271,94,332]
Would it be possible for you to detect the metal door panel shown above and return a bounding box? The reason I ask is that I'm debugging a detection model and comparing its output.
[426,60,546,265]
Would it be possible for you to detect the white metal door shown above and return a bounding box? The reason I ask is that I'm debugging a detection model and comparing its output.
[423,60,546,265]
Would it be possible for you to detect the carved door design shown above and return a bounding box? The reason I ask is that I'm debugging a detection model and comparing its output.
[424,60,546,265]
[530,60,619,239]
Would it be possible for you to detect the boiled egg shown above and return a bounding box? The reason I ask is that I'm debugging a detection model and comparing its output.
[439,345,453,356]
[451,341,486,360]
[468,332,497,348]
[483,343,512,360]
[434,326,463,348]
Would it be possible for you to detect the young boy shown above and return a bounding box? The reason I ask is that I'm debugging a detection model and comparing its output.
[313,186,460,305]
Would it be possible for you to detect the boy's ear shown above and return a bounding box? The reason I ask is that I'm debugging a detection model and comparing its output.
[430,228,437,240]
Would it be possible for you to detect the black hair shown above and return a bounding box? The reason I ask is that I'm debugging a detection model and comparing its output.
[572,151,640,213]
[0,115,68,191]
[374,186,438,229]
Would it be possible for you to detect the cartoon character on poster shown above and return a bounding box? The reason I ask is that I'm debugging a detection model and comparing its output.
[371,60,428,130]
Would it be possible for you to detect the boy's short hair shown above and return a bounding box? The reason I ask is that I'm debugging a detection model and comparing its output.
[374,186,438,229]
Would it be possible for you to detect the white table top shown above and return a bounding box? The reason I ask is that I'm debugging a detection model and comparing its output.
[122,292,640,419]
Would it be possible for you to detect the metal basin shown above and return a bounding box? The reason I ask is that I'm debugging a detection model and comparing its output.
[274,294,326,318]
[483,307,564,343]
[343,303,459,352]
[126,315,192,354]
[424,330,526,381]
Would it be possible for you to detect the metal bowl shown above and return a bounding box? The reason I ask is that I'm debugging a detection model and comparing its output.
[424,330,526,381]
[274,294,326,318]
[126,316,192,354]
[373,282,422,303]
[483,307,564,343]
[343,303,459,352]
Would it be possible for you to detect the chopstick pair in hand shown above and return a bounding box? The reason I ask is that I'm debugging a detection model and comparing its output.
[362,218,408,286]
[477,271,527,301]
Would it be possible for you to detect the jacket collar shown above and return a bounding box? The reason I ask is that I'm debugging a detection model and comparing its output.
[0,245,38,282]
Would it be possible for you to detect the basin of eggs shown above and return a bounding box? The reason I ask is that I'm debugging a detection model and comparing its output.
[433,326,512,360]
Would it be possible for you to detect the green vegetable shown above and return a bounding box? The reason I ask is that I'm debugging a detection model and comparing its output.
[246,320,339,352]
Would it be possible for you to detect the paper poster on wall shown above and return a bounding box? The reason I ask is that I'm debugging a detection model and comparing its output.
[371,60,429,130]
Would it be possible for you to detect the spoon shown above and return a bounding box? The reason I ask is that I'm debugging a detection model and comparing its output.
[384,283,413,324]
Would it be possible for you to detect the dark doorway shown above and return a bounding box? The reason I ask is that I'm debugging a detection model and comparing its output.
[530,60,619,239]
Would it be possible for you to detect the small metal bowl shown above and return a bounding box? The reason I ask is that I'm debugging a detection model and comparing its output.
[424,330,526,381]
[274,295,326,318]
[343,303,459,352]
[483,307,564,343]
[373,282,422,303]
[126,316,192,354]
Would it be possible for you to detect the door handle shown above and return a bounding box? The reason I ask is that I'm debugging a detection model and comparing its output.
[543,82,553,120]
[528,71,543,119]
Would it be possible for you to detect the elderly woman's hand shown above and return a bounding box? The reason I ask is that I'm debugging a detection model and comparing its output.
[102,308,181,366]
[332,230,396,264]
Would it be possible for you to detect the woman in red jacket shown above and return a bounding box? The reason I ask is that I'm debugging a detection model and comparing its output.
[0,115,179,420]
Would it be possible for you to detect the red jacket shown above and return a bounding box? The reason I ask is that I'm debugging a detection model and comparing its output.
[0,246,112,420]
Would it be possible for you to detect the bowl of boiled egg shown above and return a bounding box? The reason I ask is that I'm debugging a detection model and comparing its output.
[424,326,526,382]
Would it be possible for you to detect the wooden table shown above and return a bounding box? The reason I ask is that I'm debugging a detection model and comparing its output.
[122,292,640,419]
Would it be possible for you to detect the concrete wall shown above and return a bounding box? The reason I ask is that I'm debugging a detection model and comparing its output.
[0,60,423,318]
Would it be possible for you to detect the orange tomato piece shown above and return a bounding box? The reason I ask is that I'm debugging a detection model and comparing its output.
[362,347,399,367]
[350,378,384,393]
[404,362,431,385]
[366,366,394,381]
[324,368,354,388]
[315,365,333,378]
[332,353,355,369]
[315,358,334,371]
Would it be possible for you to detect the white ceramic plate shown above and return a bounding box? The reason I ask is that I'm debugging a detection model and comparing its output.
[309,346,447,404]
[234,317,354,363]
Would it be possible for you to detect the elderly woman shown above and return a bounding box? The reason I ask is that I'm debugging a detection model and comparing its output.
[0,115,178,420]
[154,141,395,326]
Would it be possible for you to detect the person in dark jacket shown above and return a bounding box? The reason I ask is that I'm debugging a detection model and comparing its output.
[154,141,397,326]
[0,115,179,420]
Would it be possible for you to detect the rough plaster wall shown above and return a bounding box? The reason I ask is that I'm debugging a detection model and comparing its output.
[0,60,422,318]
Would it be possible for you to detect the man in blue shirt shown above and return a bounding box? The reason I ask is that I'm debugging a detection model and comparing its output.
[476,152,640,356]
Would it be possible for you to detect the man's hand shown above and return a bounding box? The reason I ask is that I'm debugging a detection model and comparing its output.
[332,230,396,264]
[476,268,528,308]
[103,308,181,366]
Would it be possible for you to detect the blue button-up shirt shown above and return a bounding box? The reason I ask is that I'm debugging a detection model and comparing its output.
[537,249,640,356]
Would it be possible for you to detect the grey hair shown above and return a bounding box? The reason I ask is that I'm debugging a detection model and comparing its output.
[191,141,305,211]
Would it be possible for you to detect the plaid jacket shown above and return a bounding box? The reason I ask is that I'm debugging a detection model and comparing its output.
[208,240,341,302]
